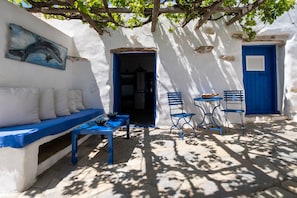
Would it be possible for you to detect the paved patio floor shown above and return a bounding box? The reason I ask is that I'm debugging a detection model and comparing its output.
[5,120,297,198]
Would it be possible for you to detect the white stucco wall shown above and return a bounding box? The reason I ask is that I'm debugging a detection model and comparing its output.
[0,2,296,193]
[0,2,103,194]
[256,7,297,120]
[0,1,70,88]
[0,1,101,108]
[283,37,297,119]
[4,0,297,126]
[43,16,245,127]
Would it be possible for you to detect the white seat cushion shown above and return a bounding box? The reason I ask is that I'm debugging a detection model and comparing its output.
[54,88,70,116]
[0,87,40,128]
[68,90,80,113]
[39,88,57,120]
[74,89,86,110]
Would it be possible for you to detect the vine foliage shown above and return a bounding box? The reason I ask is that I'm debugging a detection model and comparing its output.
[9,0,296,38]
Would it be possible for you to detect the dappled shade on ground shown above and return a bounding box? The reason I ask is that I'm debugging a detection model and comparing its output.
[20,120,297,197]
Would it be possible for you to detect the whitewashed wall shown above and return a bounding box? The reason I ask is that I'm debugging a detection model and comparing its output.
[44,16,244,127]
[0,1,101,109]
[0,2,103,193]
[256,7,297,120]
[4,1,297,126]
[0,1,70,88]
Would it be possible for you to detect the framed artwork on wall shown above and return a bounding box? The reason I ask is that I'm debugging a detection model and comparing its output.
[6,23,68,70]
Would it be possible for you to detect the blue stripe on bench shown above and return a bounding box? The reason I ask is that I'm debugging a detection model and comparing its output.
[0,109,103,148]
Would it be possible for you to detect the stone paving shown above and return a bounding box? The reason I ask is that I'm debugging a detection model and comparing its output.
[4,120,297,198]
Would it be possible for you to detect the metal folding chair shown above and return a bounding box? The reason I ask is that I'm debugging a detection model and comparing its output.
[167,92,196,138]
[222,90,245,135]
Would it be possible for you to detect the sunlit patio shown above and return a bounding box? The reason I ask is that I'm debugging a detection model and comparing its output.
[1,1,297,198]
[10,119,297,198]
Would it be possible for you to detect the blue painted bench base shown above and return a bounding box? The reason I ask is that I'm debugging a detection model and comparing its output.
[0,109,103,148]
[0,109,103,193]
[72,114,130,165]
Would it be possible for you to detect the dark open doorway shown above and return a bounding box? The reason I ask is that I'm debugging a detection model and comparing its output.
[113,52,156,127]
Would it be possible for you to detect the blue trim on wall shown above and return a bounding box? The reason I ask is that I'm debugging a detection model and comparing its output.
[270,45,278,113]
[112,52,157,126]
[113,53,120,112]
[153,53,157,126]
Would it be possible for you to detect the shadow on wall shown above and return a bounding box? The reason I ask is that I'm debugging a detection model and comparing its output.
[70,57,103,109]
[101,28,155,114]
[97,18,243,126]
[153,19,243,126]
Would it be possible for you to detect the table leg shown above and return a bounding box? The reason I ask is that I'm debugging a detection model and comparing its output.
[210,103,221,127]
[194,99,222,135]
[71,133,78,165]
[194,102,206,128]
[209,103,222,135]
[107,133,113,165]
[126,118,130,139]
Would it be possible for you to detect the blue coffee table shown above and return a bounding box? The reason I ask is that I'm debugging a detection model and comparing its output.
[71,114,130,165]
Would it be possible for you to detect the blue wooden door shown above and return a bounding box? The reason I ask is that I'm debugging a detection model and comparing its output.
[242,45,277,114]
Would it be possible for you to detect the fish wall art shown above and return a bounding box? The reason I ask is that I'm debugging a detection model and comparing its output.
[6,23,68,70]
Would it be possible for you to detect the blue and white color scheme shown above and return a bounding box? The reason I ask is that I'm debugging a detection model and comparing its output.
[6,23,67,70]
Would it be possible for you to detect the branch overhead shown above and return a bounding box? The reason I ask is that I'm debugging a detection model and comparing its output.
[11,0,295,37]
[194,0,224,30]
[226,0,267,26]
[151,0,160,32]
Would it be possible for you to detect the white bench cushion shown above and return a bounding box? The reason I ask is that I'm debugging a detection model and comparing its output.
[0,87,40,128]
[39,88,56,120]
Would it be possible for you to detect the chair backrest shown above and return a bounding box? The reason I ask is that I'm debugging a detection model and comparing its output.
[223,90,244,109]
[167,92,185,114]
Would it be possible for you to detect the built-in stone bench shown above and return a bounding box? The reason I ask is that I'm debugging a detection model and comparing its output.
[0,109,103,193]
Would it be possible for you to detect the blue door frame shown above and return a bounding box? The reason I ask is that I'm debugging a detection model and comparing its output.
[113,54,120,112]
[113,52,157,126]
[242,45,278,114]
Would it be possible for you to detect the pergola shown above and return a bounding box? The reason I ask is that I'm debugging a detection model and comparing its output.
[22,0,268,36]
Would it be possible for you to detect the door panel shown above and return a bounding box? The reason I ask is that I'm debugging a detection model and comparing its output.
[242,45,277,114]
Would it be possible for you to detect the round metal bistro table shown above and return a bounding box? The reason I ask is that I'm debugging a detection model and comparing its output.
[193,96,223,135]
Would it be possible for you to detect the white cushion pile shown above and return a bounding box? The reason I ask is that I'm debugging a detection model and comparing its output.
[0,87,86,128]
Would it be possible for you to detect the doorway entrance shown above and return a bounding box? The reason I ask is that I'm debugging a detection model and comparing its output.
[113,52,156,126]
[242,45,278,114]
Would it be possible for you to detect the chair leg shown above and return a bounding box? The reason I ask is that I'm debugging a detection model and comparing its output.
[171,116,197,138]
[170,123,181,133]
[179,131,184,140]
[224,112,245,135]
[170,116,197,139]
[170,117,183,136]
[219,127,223,135]
[181,116,197,137]
[224,112,229,134]
[240,112,245,136]
[170,117,177,133]
[170,125,176,133]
